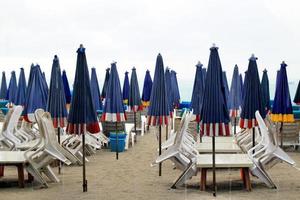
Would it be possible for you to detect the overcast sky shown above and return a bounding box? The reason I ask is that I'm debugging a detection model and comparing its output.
[0,0,299,100]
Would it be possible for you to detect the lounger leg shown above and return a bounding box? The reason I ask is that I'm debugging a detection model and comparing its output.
[240,168,246,186]
[242,168,251,191]
[200,168,207,191]
[28,173,34,183]
[17,164,25,188]
[0,165,4,177]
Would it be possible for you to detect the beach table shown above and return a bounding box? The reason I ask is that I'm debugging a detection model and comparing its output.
[196,142,242,153]
[197,154,253,191]
[0,151,34,187]
[201,137,235,143]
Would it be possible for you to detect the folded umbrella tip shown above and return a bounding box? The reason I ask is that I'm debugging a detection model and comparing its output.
[281,61,287,67]
[132,66,136,70]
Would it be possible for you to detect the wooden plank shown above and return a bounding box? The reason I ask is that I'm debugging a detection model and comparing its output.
[197,154,252,168]
[196,143,242,153]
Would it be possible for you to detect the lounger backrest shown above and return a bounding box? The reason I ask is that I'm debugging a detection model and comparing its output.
[175,112,192,147]
[6,105,23,134]
[0,107,13,133]
[41,112,58,145]
[173,111,188,146]
[34,109,46,139]
[255,111,272,146]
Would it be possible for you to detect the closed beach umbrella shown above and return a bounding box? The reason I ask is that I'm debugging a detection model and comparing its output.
[15,68,27,106]
[200,45,230,196]
[228,65,242,134]
[42,72,48,91]
[101,68,110,100]
[7,71,17,105]
[271,61,294,146]
[122,71,130,105]
[239,74,244,100]
[222,71,230,109]
[261,69,270,114]
[101,62,126,160]
[165,68,174,116]
[147,53,170,176]
[202,67,207,87]
[242,71,248,102]
[90,68,103,111]
[0,72,7,100]
[141,70,152,107]
[190,62,204,141]
[171,70,180,108]
[66,45,100,192]
[294,80,300,105]
[129,67,142,135]
[62,70,72,106]
[23,65,48,122]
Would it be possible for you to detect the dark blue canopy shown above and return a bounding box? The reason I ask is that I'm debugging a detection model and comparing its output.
[122,71,130,105]
[0,72,7,99]
[42,72,48,91]
[261,69,270,115]
[165,68,174,116]
[170,70,180,108]
[239,74,244,101]
[294,80,300,105]
[62,70,72,105]
[7,71,17,104]
[228,65,242,117]
[222,71,230,109]
[66,46,100,134]
[141,70,152,107]
[15,68,27,106]
[101,68,110,99]
[200,46,230,136]
[23,65,48,122]
[101,62,126,122]
[240,55,265,128]
[128,67,142,112]
[46,55,68,128]
[242,71,248,102]
[271,62,294,122]
[202,67,207,88]
[90,68,103,111]
[147,54,170,126]
[190,62,204,122]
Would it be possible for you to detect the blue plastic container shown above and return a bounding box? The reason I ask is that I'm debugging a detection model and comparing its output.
[0,100,8,108]
[109,132,126,152]
[293,110,300,119]
[0,108,9,115]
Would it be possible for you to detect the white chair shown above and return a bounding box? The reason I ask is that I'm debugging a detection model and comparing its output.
[125,123,135,150]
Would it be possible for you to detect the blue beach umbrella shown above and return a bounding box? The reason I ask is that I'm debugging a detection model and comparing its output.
[191,61,204,122]
[222,71,230,109]
[141,70,152,107]
[46,55,68,128]
[7,71,17,105]
[170,70,180,108]
[202,67,207,88]
[66,45,100,192]
[90,68,103,111]
[294,80,300,105]
[62,70,72,106]
[15,68,27,106]
[261,69,270,114]
[240,55,265,129]
[239,74,244,101]
[0,72,8,100]
[165,68,174,116]
[200,45,230,196]
[147,53,170,176]
[101,62,126,160]
[23,65,48,122]
[228,65,242,135]
[101,68,110,100]
[122,71,130,105]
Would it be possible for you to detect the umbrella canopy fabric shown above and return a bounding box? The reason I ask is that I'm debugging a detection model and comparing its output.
[128,67,142,112]
[202,68,207,88]
[23,65,48,122]
[165,68,174,116]
[240,55,265,128]
[46,55,68,128]
[271,62,294,122]
[147,54,170,126]
[66,46,100,134]
[170,70,180,108]
[62,70,72,105]
[0,72,7,99]
[141,70,152,107]
[15,68,27,106]
[294,80,300,105]
[190,62,204,122]
[239,74,244,101]
[200,46,230,136]
[7,71,17,104]
[101,68,110,99]
[122,71,130,105]
[42,72,48,91]
[222,71,230,109]
[261,69,270,114]
[228,65,242,117]
[90,68,103,111]
[101,62,126,122]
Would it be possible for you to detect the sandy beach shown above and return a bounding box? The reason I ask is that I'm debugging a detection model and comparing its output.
[1,128,300,200]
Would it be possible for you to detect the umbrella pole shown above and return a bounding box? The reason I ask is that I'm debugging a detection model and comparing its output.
[159,125,162,176]
[166,124,168,140]
[134,111,137,141]
[82,132,87,192]
[252,128,255,154]
[234,117,237,135]
[116,122,119,160]
[198,122,202,143]
[212,135,216,196]
[280,122,283,147]
[58,127,61,174]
